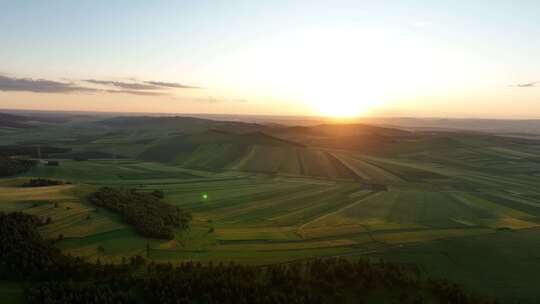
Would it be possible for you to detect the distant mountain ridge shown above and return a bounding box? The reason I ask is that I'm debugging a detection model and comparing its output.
[0,113,35,128]
[98,116,417,178]
[100,115,268,134]
[0,112,68,128]
[3,112,495,180]
[137,128,359,178]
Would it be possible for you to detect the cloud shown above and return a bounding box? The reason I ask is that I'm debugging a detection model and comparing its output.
[0,75,97,93]
[105,89,169,96]
[0,73,203,98]
[185,97,247,103]
[511,81,538,88]
[145,81,200,89]
[85,79,160,90]
[0,75,170,96]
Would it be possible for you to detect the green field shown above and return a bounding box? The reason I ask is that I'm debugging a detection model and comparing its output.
[2,116,540,302]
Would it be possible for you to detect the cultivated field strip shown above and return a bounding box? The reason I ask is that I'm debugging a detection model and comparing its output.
[3,135,540,268]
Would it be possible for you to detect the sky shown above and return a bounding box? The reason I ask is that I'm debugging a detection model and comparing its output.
[1,0,540,118]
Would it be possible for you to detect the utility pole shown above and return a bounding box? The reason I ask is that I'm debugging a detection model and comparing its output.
[37,144,42,161]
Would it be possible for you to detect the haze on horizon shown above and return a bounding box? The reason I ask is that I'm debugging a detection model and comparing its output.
[1,0,540,119]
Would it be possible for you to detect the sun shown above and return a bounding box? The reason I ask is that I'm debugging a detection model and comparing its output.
[297,80,380,118]
[256,27,392,118]
[218,26,435,117]
[318,104,361,118]
[309,95,366,118]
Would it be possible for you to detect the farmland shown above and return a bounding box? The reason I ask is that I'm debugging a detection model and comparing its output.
[2,115,540,302]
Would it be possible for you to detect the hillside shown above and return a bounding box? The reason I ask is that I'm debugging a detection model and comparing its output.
[0,112,69,128]
[269,123,414,152]
[0,113,35,128]
[99,115,267,134]
[129,119,416,179]
[138,130,360,179]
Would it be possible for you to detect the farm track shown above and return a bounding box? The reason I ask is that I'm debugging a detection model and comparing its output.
[297,190,382,231]
[215,226,490,246]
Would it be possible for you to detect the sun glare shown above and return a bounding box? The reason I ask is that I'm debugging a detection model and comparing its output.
[305,88,373,118]
[215,26,444,118]
[316,102,362,118]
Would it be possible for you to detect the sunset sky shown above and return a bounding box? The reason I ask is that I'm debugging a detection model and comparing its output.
[1,0,540,118]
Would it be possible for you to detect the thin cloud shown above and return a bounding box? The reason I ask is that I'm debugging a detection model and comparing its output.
[185,97,247,103]
[0,74,201,98]
[145,81,200,89]
[105,89,169,96]
[85,79,160,90]
[0,75,168,96]
[0,75,97,93]
[511,81,538,88]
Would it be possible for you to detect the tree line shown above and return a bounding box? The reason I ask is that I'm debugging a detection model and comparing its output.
[88,187,191,239]
[1,212,498,304]
[0,156,36,177]
[0,145,69,158]
[21,178,70,187]
[25,257,499,304]
[0,212,123,281]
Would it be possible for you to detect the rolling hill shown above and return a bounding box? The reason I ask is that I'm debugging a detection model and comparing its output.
[0,112,69,129]
[138,129,361,179]
[99,115,267,134]
[0,113,36,128]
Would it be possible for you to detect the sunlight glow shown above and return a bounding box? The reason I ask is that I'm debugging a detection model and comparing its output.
[210,26,456,118]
